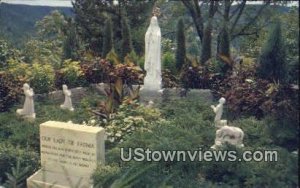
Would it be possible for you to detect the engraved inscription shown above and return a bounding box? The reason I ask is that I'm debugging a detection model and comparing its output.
[40,136,96,169]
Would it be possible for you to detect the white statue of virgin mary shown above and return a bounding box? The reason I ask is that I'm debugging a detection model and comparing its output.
[143,15,162,91]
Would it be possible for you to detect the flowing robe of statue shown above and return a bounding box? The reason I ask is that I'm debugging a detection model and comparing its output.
[60,84,74,111]
[143,16,162,91]
[17,83,35,118]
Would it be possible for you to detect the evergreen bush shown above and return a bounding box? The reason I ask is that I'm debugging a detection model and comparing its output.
[175,19,186,72]
[102,18,113,58]
[121,17,133,60]
[257,21,287,83]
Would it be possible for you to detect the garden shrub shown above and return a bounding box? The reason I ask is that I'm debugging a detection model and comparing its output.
[257,21,287,83]
[56,59,86,88]
[180,64,216,89]
[0,72,22,112]
[106,49,121,65]
[215,65,299,122]
[29,62,55,94]
[162,51,176,74]
[213,67,268,119]
[114,62,144,85]
[162,69,179,88]
[0,143,39,185]
[81,56,144,86]
[124,51,143,67]
[7,58,30,82]
[175,18,186,72]
[180,65,201,89]
[104,102,162,144]
[80,59,103,84]
[81,58,115,84]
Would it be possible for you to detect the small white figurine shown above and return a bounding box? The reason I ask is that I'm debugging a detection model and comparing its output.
[16,83,36,119]
[211,97,227,127]
[60,84,74,111]
[211,125,244,149]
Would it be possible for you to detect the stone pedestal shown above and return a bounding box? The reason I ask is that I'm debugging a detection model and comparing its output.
[27,170,92,188]
[27,121,105,188]
[139,88,164,105]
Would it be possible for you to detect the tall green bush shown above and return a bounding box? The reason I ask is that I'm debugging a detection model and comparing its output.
[257,21,287,83]
[63,19,82,61]
[121,16,133,60]
[102,18,113,58]
[175,19,186,72]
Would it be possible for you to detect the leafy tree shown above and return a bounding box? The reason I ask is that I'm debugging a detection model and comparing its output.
[181,0,272,68]
[280,7,299,84]
[24,11,70,68]
[35,10,67,41]
[102,18,114,58]
[257,21,287,83]
[72,0,155,56]
[200,1,218,64]
[0,40,12,68]
[175,19,186,71]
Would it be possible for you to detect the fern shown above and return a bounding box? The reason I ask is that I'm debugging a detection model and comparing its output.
[4,160,31,188]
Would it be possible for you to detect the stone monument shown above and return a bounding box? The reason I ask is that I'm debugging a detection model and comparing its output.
[27,121,105,188]
[16,83,36,119]
[60,84,74,111]
[211,125,244,149]
[211,97,227,127]
[140,7,163,104]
